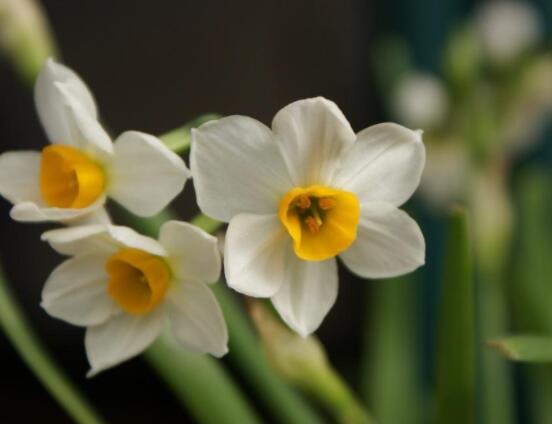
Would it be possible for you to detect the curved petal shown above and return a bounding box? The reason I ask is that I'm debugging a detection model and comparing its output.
[272,97,355,187]
[224,213,288,298]
[271,254,338,337]
[167,280,228,357]
[191,116,293,222]
[85,307,165,376]
[339,202,425,278]
[55,83,113,161]
[34,58,97,144]
[107,131,189,217]
[333,123,425,207]
[42,224,166,257]
[67,207,112,226]
[10,195,106,223]
[159,221,221,283]
[41,253,117,327]
[0,151,42,204]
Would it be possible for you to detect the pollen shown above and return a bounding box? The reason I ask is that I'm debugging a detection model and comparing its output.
[278,185,360,261]
[106,248,170,315]
[40,144,105,209]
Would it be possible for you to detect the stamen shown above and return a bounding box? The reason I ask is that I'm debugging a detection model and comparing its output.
[295,194,311,211]
[319,197,336,210]
[304,216,321,233]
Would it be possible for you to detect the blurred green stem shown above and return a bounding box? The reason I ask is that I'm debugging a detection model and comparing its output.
[509,170,552,423]
[303,362,375,424]
[145,330,261,424]
[0,263,105,424]
[161,114,221,154]
[436,207,475,424]
[361,275,424,424]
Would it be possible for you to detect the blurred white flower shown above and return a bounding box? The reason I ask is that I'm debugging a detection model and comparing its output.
[41,221,227,376]
[419,138,470,210]
[505,55,552,153]
[0,58,190,223]
[191,97,425,336]
[476,1,541,64]
[0,0,57,82]
[391,73,449,130]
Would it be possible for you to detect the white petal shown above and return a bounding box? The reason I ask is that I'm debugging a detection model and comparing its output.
[333,123,425,207]
[85,307,165,376]
[34,58,97,144]
[67,207,112,226]
[339,202,425,278]
[0,151,42,204]
[271,255,338,337]
[10,195,106,223]
[41,253,117,326]
[191,116,293,222]
[272,97,355,187]
[167,280,228,357]
[159,221,221,283]
[224,213,288,297]
[107,131,190,217]
[42,224,166,257]
[55,83,113,161]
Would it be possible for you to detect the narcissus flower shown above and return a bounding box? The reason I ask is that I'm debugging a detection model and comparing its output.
[41,221,227,375]
[0,58,189,223]
[191,97,425,336]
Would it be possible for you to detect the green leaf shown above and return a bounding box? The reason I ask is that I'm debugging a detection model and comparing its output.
[361,275,424,424]
[488,336,552,362]
[435,207,476,424]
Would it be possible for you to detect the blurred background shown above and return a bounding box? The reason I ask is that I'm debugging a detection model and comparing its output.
[0,1,551,423]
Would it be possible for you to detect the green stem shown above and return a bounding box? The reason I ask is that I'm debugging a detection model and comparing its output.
[436,207,476,424]
[361,275,424,424]
[213,284,325,424]
[160,114,221,154]
[0,263,105,424]
[145,331,261,424]
[305,362,376,424]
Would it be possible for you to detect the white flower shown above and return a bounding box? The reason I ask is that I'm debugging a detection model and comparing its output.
[391,73,449,130]
[476,1,541,64]
[41,221,228,376]
[191,97,425,336]
[0,58,189,223]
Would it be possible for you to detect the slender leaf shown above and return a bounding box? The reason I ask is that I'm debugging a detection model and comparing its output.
[361,275,424,424]
[435,207,475,424]
[488,336,552,362]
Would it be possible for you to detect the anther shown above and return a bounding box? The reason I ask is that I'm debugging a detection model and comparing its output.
[319,197,336,210]
[295,194,311,211]
[304,216,321,233]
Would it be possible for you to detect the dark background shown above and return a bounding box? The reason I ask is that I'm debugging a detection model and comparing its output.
[0,1,550,423]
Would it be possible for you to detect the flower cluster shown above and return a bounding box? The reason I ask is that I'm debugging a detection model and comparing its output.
[0,59,425,374]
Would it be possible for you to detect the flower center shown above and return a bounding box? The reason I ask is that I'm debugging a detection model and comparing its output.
[40,144,105,208]
[278,185,360,261]
[106,248,170,315]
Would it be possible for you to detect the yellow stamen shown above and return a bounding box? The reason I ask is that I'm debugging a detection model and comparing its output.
[106,248,170,315]
[295,194,311,211]
[40,144,105,208]
[318,197,337,210]
[278,185,360,261]
[304,216,321,233]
